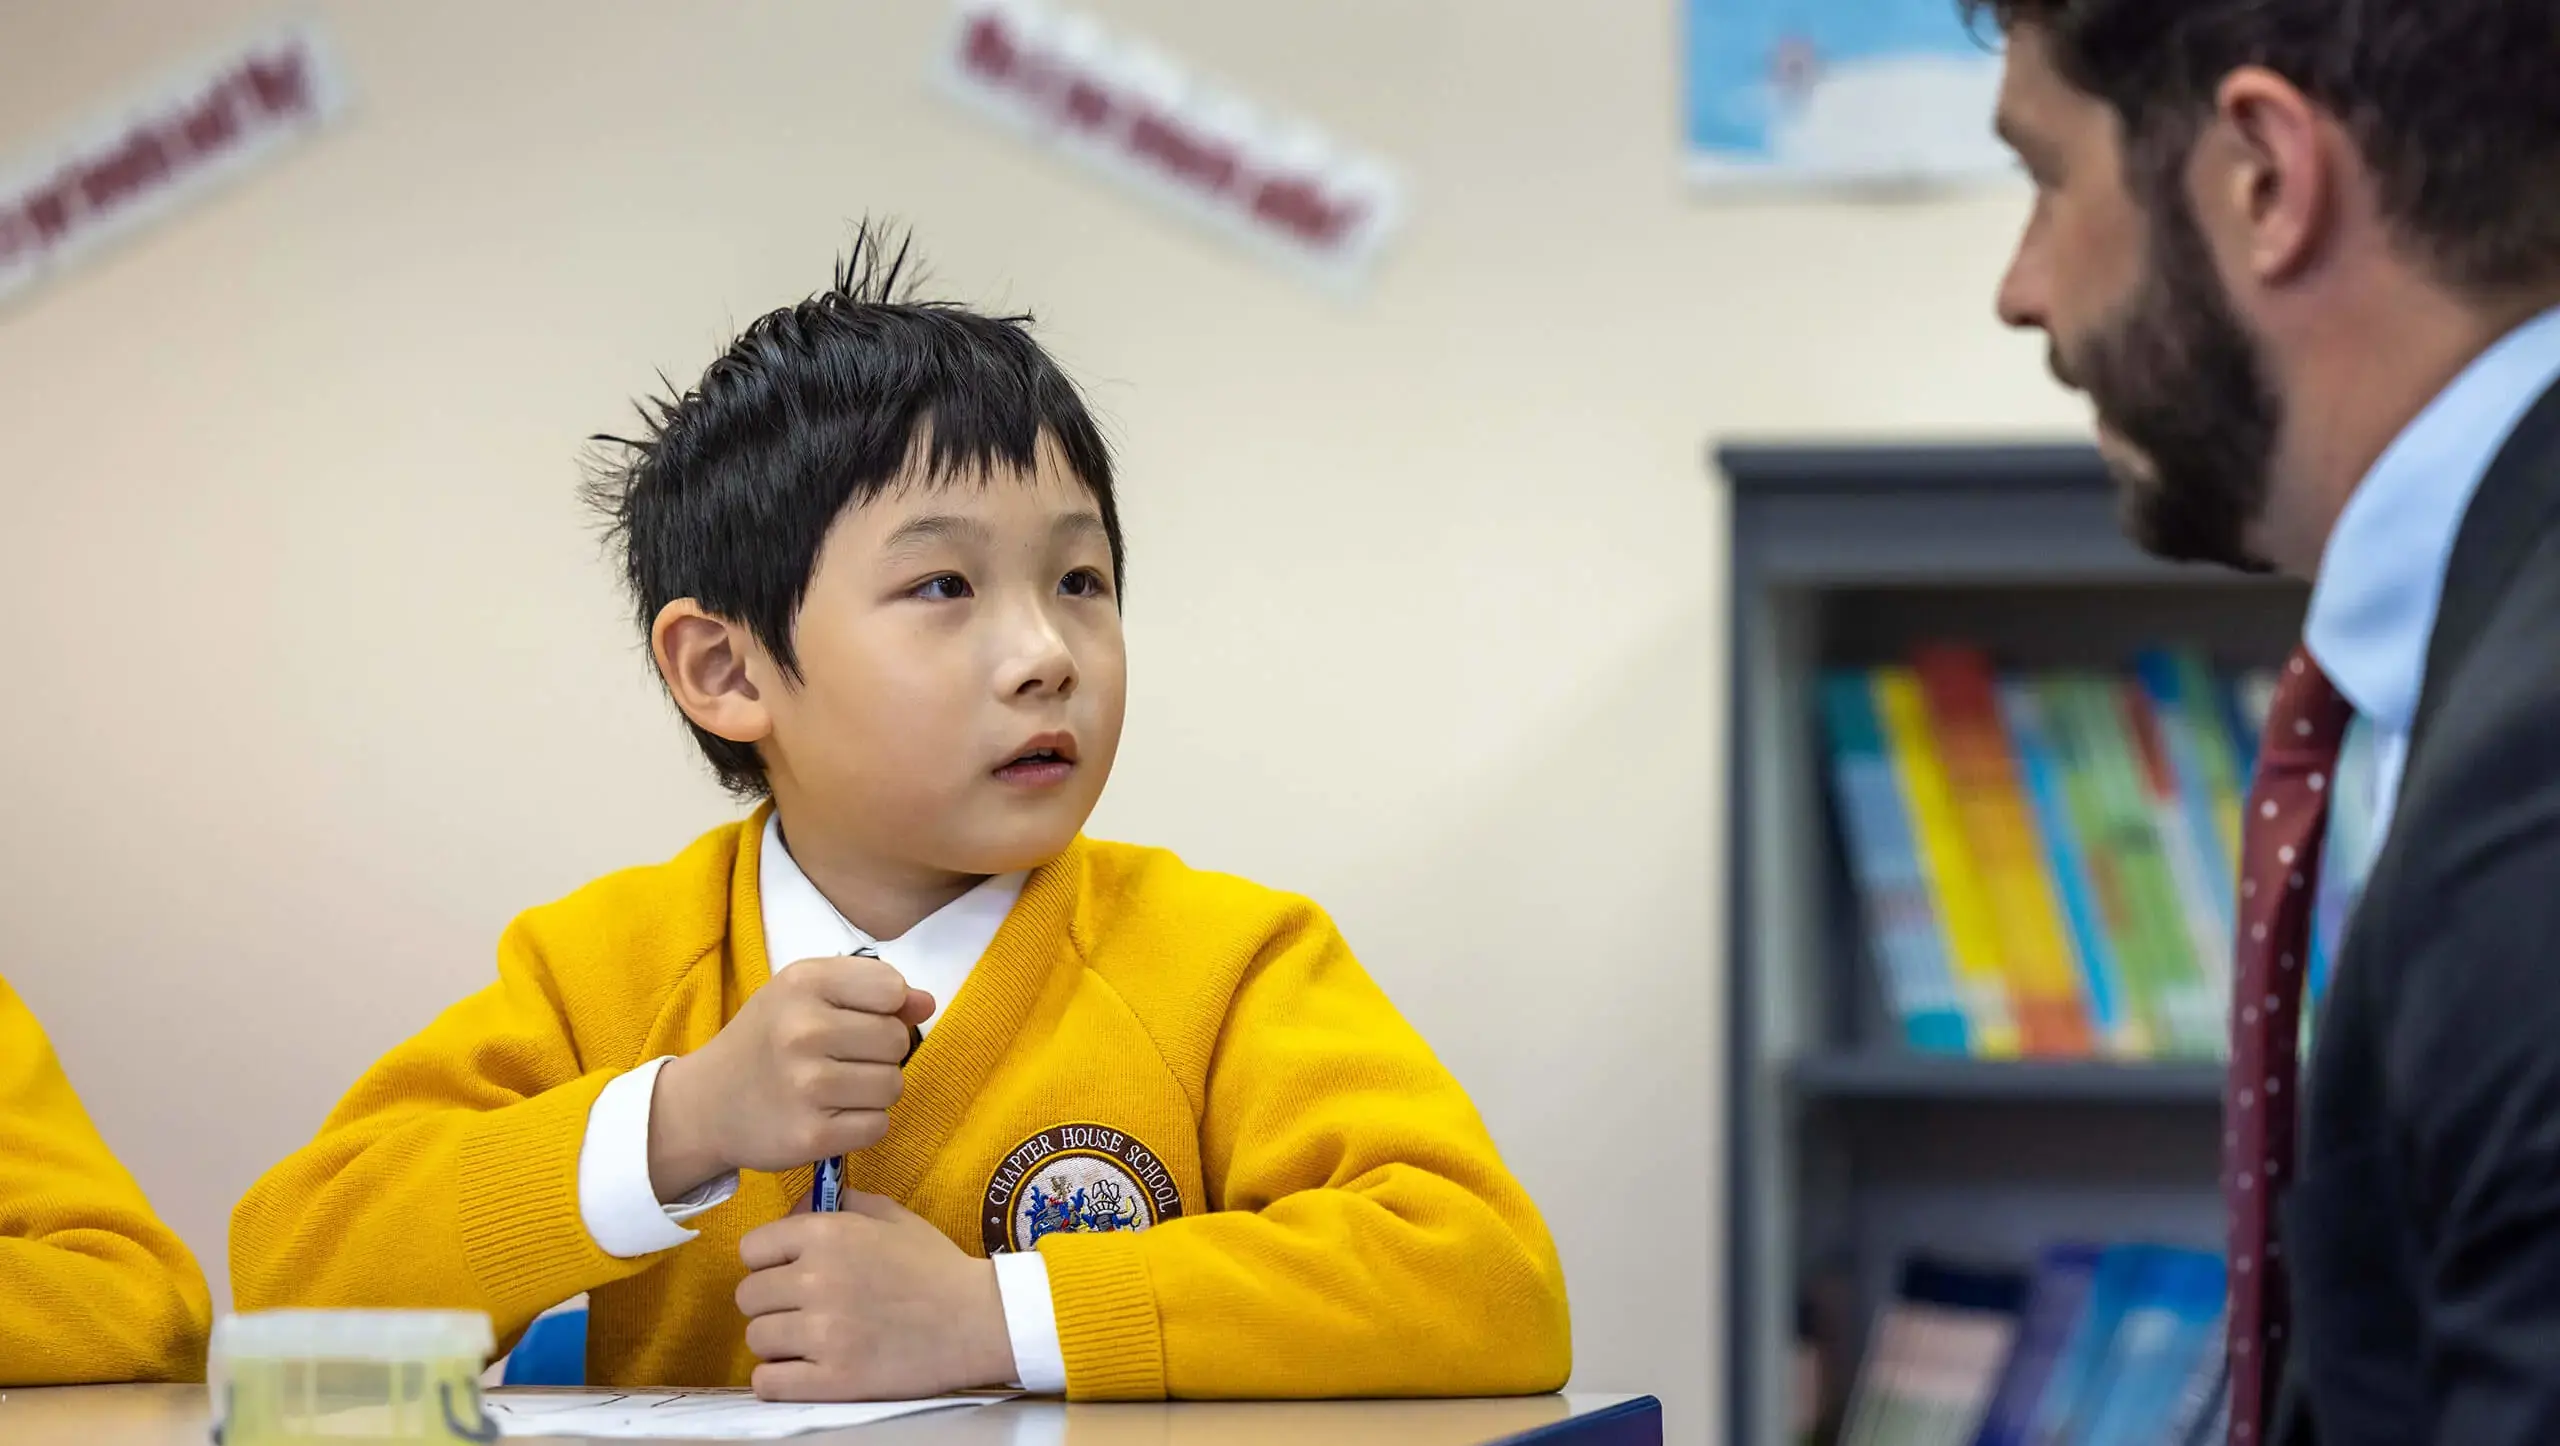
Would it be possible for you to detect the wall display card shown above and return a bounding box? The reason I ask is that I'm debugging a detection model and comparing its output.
[1685,0,2013,192]
[938,0,1404,290]
[0,18,350,307]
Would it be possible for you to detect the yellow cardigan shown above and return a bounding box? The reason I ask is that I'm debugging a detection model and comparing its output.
[0,972,212,1385]
[232,813,1571,1400]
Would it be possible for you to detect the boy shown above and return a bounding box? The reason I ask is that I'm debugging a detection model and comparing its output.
[231,228,1571,1401]
[1,971,212,1384]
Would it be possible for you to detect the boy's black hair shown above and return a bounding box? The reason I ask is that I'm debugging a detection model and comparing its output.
[584,222,1123,799]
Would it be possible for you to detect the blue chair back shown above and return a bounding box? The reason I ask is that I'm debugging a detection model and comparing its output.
[500,1307,588,1387]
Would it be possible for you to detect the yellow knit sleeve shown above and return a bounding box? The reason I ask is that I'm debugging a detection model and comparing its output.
[228,914,660,1343]
[0,972,212,1386]
[1037,904,1572,1401]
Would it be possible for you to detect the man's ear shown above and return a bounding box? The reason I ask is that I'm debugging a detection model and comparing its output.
[2209,64,2337,287]
[652,600,774,748]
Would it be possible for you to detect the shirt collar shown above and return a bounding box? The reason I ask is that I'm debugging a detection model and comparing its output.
[2304,303,2560,733]
[757,810,1026,1025]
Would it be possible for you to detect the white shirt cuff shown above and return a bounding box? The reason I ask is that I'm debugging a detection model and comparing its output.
[576,1056,738,1259]
[992,1250,1067,1395]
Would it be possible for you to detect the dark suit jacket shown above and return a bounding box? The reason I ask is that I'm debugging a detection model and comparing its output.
[2271,376,2560,1446]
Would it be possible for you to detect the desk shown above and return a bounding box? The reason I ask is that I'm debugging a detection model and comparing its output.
[0,1385,1663,1446]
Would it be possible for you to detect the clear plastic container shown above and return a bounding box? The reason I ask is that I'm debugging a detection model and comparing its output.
[210,1309,497,1446]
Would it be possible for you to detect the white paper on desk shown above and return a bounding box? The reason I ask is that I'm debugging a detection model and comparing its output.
[484,1388,1008,1439]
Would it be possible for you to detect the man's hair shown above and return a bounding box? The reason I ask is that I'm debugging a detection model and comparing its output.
[584,222,1122,798]
[1967,0,2560,293]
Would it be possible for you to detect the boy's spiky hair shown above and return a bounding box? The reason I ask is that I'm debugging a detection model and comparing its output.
[583,221,1122,798]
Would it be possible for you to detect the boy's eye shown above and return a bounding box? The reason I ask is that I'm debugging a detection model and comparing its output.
[1059,568,1109,598]
[914,574,973,601]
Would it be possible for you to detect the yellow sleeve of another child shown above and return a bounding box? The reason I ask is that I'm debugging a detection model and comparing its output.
[0,972,211,1385]
[1035,903,1573,1401]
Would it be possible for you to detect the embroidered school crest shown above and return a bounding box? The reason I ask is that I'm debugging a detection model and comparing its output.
[982,1122,1185,1254]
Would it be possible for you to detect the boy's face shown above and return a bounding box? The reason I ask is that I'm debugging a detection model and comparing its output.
[749,439,1125,878]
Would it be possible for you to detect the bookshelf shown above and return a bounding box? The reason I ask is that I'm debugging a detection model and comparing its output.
[1716,442,2309,1446]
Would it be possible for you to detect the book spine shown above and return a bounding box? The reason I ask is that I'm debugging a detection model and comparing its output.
[2119,678,2235,1043]
[1971,1243,2101,1446]
[2069,677,2217,1058]
[2168,650,2247,877]
[1916,647,2095,1057]
[1876,667,2023,1058]
[2136,653,2239,926]
[2233,669,2277,772]
[2074,1249,2227,1446]
[2026,1243,2157,1446]
[2000,682,2133,1056]
[1821,672,1971,1054]
[2038,677,2162,1058]
[2160,1316,2230,1446]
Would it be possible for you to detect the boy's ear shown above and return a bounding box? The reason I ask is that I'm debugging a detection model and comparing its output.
[651,600,774,748]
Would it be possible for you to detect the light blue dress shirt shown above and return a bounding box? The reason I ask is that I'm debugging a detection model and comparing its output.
[2302,303,2560,975]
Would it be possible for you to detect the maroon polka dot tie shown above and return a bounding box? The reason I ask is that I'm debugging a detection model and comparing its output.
[2227,646,2352,1444]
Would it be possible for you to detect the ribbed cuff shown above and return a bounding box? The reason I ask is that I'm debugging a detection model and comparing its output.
[457,1071,630,1320]
[1038,1234,1165,1401]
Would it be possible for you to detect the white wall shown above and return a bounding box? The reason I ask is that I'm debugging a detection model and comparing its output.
[0,2,2081,1439]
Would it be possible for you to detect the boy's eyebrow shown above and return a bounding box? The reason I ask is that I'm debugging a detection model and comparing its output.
[881,514,995,552]
[1053,510,1109,541]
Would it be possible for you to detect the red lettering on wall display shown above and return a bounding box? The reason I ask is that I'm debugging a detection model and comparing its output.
[23,184,76,244]
[1252,177,1360,246]
[1133,113,1242,195]
[79,132,174,211]
[240,51,313,118]
[0,21,347,307]
[179,90,243,156]
[1061,79,1114,131]
[962,12,1020,82]
[938,0,1402,289]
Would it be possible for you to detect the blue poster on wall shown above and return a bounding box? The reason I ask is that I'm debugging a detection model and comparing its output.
[1685,0,2013,190]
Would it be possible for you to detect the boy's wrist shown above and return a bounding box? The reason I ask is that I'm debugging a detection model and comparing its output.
[966,1258,1021,1389]
[645,1052,727,1202]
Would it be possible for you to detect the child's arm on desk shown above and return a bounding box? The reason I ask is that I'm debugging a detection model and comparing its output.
[1040,905,1574,1401]
[0,973,212,1385]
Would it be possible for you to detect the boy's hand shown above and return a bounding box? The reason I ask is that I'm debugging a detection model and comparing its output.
[736,1192,1018,1400]
[647,956,934,1201]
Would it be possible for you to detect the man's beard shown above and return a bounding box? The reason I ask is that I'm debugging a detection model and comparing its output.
[2058,187,2282,573]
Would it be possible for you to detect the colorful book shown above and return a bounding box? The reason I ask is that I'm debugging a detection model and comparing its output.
[2061,678,2217,1058]
[2000,683,2135,1057]
[1973,1243,2103,1446]
[2118,680,2234,1009]
[2069,1249,2226,1446]
[1875,667,2023,1058]
[2159,1322,2229,1446]
[2024,1244,2158,1446]
[2133,653,2240,937]
[2164,650,2247,874]
[1822,672,1972,1055]
[2037,678,2169,1057]
[1840,1258,2029,1446]
[1915,647,2094,1057]
[2231,669,2277,777]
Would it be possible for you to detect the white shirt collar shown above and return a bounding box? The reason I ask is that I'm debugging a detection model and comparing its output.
[757,810,1026,1034]
[2303,302,2560,733]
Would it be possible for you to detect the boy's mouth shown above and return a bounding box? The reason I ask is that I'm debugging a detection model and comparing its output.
[993,732,1078,788]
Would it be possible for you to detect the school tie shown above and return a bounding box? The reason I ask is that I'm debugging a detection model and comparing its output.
[2226,647,2352,1444]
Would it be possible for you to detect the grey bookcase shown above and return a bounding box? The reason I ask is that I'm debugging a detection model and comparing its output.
[1715,442,2308,1446]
